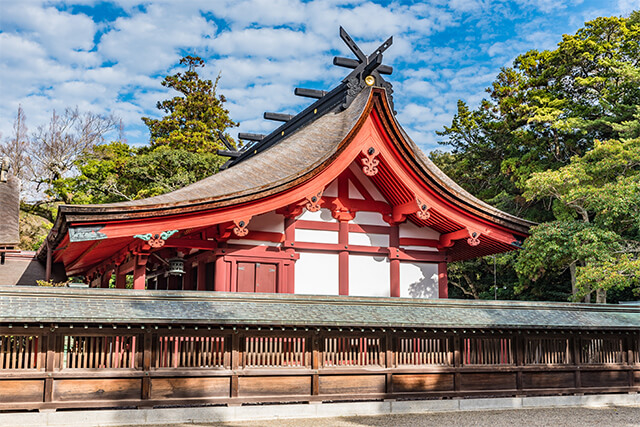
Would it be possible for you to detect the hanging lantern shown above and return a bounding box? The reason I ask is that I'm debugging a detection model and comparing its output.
[167,257,185,276]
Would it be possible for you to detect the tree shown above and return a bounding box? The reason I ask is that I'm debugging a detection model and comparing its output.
[0,105,30,185]
[432,12,640,302]
[54,143,225,204]
[142,55,237,153]
[517,137,640,303]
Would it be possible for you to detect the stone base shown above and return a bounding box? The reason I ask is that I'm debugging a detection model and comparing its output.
[1,393,638,426]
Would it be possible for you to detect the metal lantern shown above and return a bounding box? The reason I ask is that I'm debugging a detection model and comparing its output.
[167,257,185,276]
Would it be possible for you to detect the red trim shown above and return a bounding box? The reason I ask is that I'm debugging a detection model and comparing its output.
[292,241,388,255]
[349,223,390,234]
[295,220,339,231]
[163,238,217,250]
[399,238,440,247]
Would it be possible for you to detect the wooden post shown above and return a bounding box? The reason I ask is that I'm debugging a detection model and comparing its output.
[311,333,319,397]
[573,336,582,392]
[101,270,112,288]
[515,333,524,393]
[45,241,52,282]
[183,263,193,291]
[133,256,146,290]
[115,265,126,289]
[43,330,56,404]
[231,332,239,399]
[197,259,207,291]
[385,331,394,395]
[284,217,296,294]
[453,334,461,392]
[141,330,152,403]
[438,262,448,299]
[389,226,400,297]
[214,255,227,292]
[338,221,349,296]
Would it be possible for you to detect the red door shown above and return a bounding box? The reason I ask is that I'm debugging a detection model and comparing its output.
[237,262,277,293]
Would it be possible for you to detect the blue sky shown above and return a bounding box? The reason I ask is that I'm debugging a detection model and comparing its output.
[0,0,636,152]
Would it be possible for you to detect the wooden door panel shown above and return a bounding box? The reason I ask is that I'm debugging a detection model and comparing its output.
[256,263,277,293]
[237,262,256,293]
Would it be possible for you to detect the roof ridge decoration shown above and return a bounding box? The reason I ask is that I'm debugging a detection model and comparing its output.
[221,27,394,169]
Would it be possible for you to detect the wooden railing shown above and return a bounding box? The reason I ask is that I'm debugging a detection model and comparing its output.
[0,326,638,411]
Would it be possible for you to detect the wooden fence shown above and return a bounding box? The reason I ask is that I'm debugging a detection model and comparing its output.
[0,325,638,411]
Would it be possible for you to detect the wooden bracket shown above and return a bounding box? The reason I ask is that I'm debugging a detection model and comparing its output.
[391,195,430,223]
[361,146,380,176]
[233,218,251,237]
[305,189,324,212]
[415,197,430,220]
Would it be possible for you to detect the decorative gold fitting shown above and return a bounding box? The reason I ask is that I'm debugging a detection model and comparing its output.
[364,75,375,86]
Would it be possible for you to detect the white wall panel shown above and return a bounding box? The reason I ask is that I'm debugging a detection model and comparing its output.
[296,229,338,244]
[399,262,439,299]
[294,252,339,295]
[324,178,338,197]
[227,239,280,247]
[348,163,387,202]
[399,221,440,239]
[349,255,390,297]
[249,211,284,232]
[349,232,389,247]
[298,208,336,222]
[348,180,365,200]
[353,211,388,226]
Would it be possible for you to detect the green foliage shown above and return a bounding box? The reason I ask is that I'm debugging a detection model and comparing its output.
[433,12,640,302]
[142,55,237,153]
[54,143,225,203]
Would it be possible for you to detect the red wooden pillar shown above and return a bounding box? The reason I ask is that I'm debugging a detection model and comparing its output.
[183,263,193,290]
[101,270,112,288]
[214,255,227,291]
[438,261,448,299]
[197,259,207,291]
[133,255,146,290]
[338,220,349,296]
[284,216,296,293]
[115,265,126,289]
[389,225,400,297]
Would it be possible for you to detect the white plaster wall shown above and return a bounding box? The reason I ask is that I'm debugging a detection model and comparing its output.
[298,208,336,222]
[401,245,438,252]
[399,262,439,299]
[353,211,388,226]
[249,211,284,232]
[295,229,338,244]
[324,178,338,197]
[349,232,389,247]
[348,163,387,202]
[349,255,390,297]
[227,239,280,247]
[399,221,440,239]
[348,180,365,200]
[294,252,339,295]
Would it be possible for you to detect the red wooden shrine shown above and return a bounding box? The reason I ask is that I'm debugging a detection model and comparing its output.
[40,31,533,299]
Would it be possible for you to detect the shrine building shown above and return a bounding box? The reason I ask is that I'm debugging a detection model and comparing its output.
[0,28,638,417]
[39,29,533,296]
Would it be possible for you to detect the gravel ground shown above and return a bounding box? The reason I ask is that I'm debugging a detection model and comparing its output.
[130,406,640,427]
